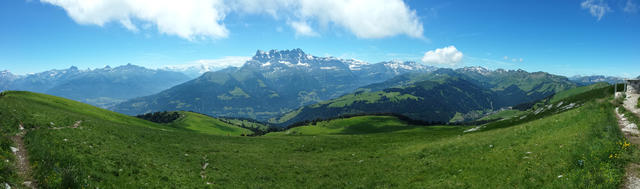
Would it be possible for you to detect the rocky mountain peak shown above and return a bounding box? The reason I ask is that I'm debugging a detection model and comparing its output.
[382,61,425,71]
[459,66,490,75]
[252,48,310,62]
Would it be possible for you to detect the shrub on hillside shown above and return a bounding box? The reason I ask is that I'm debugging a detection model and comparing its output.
[136,111,181,123]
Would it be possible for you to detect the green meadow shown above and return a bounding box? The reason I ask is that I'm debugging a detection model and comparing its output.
[0,85,635,188]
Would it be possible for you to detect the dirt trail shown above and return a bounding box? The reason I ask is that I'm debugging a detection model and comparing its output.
[619,92,640,189]
[9,120,82,188]
[10,123,36,189]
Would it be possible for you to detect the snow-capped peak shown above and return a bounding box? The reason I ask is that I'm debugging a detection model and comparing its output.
[161,56,252,77]
[253,48,308,62]
[382,61,428,72]
[460,66,491,75]
[346,59,367,71]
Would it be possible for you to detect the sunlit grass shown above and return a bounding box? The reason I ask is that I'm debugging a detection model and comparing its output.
[0,89,632,188]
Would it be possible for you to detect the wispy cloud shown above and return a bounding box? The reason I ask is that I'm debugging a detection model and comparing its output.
[503,56,524,62]
[624,0,639,13]
[421,46,463,67]
[40,0,424,40]
[288,21,318,37]
[581,0,612,21]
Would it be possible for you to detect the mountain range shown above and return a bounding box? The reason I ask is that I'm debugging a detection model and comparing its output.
[0,64,191,108]
[569,75,623,86]
[272,67,577,126]
[113,49,435,120]
[2,48,630,127]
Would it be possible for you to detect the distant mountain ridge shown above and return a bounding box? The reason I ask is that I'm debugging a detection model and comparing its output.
[113,49,435,120]
[2,64,191,108]
[0,70,18,92]
[273,67,577,126]
[569,75,622,86]
[160,56,252,78]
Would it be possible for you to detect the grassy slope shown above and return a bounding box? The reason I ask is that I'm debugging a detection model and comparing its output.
[271,100,630,188]
[168,111,253,136]
[0,88,632,188]
[550,82,609,103]
[479,83,615,132]
[266,116,426,136]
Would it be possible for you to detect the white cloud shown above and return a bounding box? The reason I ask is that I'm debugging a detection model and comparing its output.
[421,46,463,67]
[625,0,638,13]
[503,55,524,62]
[289,21,318,37]
[294,0,423,39]
[40,0,423,40]
[40,0,229,40]
[119,18,138,32]
[581,0,612,21]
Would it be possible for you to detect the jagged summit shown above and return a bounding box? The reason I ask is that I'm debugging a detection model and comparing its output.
[458,66,491,75]
[380,61,428,72]
[252,48,311,62]
[246,48,433,74]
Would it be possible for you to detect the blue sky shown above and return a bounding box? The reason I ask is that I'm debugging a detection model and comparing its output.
[0,0,639,77]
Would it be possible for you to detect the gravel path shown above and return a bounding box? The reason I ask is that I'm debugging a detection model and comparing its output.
[620,91,640,189]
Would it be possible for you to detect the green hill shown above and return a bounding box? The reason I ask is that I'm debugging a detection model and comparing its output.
[136,111,270,136]
[166,111,254,136]
[266,116,429,136]
[549,82,609,103]
[476,83,610,122]
[0,86,634,188]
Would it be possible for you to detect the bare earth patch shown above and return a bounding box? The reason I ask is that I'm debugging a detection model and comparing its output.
[10,123,36,189]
